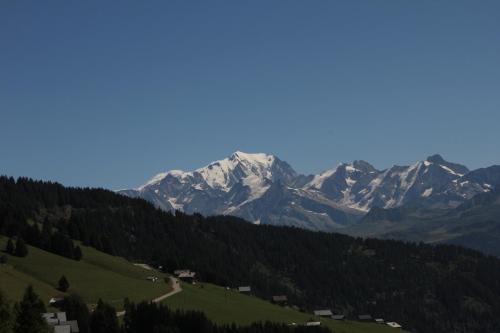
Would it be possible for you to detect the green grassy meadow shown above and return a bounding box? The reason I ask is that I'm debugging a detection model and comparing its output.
[0,236,170,309]
[163,282,406,333]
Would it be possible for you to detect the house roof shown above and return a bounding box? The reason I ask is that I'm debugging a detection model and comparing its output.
[174,269,190,275]
[54,325,71,333]
[178,271,196,278]
[387,322,402,328]
[42,312,79,332]
[238,286,251,292]
[42,312,67,325]
[66,320,80,332]
[358,314,372,320]
[332,315,345,320]
[305,321,321,326]
[46,318,59,325]
[49,298,64,304]
[314,310,333,316]
[56,312,67,322]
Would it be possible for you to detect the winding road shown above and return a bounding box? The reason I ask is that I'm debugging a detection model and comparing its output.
[116,276,182,317]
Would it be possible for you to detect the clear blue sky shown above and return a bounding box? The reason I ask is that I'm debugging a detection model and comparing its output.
[1,1,499,189]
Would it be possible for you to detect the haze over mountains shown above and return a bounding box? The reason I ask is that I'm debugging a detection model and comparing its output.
[119,151,500,232]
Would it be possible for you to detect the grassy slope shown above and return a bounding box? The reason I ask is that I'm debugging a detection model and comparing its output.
[0,236,406,332]
[0,236,170,309]
[163,282,406,333]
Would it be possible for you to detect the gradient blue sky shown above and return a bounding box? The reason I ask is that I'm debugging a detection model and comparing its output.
[1,1,499,189]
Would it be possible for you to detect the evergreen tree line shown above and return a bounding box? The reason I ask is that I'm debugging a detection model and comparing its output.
[3,222,82,261]
[4,237,28,257]
[1,176,500,332]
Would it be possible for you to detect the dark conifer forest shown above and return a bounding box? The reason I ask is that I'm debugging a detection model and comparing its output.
[1,176,500,333]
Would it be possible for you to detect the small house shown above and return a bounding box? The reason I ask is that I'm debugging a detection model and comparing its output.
[178,271,196,282]
[375,318,385,324]
[42,312,79,333]
[238,286,251,293]
[358,314,372,321]
[305,321,321,327]
[272,295,288,304]
[314,310,333,317]
[49,297,64,306]
[54,326,71,333]
[66,321,80,332]
[174,269,190,276]
[331,314,345,320]
[386,322,402,328]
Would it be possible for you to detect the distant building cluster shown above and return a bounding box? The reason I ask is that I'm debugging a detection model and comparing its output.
[42,312,79,333]
[310,309,402,328]
[169,270,404,329]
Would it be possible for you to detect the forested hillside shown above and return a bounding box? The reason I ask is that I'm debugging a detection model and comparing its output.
[348,190,500,257]
[1,176,500,333]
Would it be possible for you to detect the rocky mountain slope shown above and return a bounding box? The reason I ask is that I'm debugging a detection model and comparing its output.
[119,152,499,231]
[345,189,500,257]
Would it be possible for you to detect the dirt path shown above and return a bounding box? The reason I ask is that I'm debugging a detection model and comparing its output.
[152,277,182,303]
[116,276,182,317]
[133,263,154,271]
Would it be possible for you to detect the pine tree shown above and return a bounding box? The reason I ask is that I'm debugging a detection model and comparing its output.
[5,238,14,255]
[62,294,90,333]
[40,218,52,251]
[0,290,13,333]
[58,275,70,292]
[89,299,119,333]
[74,246,83,261]
[14,238,27,257]
[14,286,50,333]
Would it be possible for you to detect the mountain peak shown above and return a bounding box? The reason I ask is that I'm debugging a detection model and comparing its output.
[352,160,377,173]
[230,151,275,165]
[424,154,470,176]
[426,154,446,164]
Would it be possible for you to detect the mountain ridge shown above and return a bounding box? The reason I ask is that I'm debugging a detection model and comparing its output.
[118,152,499,231]
[346,189,500,257]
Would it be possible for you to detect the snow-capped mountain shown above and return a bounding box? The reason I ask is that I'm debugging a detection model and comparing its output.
[119,151,297,216]
[118,152,499,231]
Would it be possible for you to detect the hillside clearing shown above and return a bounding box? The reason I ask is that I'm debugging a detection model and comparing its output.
[163,282,406,333]
[0,236,171,310]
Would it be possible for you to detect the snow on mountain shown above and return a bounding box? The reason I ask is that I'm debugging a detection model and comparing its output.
[306,168,337,190]
[119,151,297,217]
[118,152,500,231]
[342,155,472,210]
